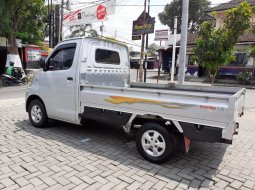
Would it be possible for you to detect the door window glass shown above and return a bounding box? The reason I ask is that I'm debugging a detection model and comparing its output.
[95,49,120,65]
[48,45,76,70]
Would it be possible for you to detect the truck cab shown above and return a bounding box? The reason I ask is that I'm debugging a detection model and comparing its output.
[26,37,129,125]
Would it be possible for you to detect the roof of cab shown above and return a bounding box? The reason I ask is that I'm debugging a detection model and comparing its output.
[61,37,128,48]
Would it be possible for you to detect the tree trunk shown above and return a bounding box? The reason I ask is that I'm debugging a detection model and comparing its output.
[7,33,19,55]
[211,70,217,86]
[6,32,22,68]
[211,75,215,86]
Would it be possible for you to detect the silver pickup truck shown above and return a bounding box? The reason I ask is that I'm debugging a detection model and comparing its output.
[26,37,245,163]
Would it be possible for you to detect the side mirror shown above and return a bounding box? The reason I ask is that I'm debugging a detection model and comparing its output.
[39,58,47,71]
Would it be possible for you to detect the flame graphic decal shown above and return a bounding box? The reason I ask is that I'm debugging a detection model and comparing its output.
[105,96,182,109]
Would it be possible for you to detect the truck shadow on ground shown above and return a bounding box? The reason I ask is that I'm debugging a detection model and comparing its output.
[14,119,227,189]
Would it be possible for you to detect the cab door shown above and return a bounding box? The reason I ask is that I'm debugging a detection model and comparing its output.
[39,43,78,123]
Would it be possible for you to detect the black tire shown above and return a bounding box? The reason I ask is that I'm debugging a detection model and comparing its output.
[2,78,9,86]
[136,123,175,164]
[22,77,28,85]
[28,99,48,128]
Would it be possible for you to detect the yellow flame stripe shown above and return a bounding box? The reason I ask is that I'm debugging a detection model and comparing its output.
[105,96,181,108]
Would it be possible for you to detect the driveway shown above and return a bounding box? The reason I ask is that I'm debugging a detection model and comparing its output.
[0,85,254,190]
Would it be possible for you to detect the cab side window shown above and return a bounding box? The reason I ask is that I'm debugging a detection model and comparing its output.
[47,44,76,71]
[95,49,120,65]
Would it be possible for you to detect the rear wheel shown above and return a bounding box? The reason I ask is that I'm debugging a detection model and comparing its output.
[28,99,48,128]
[136,123,175,164]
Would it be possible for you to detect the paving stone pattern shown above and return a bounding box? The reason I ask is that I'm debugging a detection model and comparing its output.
[0,90,255,190]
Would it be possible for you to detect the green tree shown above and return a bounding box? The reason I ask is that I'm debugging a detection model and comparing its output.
[0,0,46,67]
[193,2,252,85]
[147,43,159,57]
[158,0,210,33]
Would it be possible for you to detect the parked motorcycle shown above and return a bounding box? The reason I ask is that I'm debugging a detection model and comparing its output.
[2,69,28,86]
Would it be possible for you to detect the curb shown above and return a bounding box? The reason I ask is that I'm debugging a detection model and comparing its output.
[150,76,255,89]
[214,83,255,90]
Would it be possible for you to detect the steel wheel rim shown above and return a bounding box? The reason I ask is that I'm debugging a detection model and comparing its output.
[141,130,166,157]
[31,105,42,123]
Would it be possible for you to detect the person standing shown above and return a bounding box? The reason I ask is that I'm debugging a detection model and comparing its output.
[6,62,15,76]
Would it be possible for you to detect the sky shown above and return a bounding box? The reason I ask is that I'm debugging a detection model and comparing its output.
[65,0,231,50]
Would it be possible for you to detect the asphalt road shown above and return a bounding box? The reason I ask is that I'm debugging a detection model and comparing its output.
[0,85,27,100]
[0,85,27,109]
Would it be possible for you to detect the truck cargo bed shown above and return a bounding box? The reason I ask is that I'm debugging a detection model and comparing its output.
[79,82,246,141]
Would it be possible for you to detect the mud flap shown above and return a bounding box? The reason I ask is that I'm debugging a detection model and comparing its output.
[184,135,191,153]
[175,134,191,153]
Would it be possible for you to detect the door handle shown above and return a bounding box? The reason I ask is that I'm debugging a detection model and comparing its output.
[67,77,73,81]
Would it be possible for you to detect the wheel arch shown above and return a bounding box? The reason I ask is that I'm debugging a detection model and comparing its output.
[26,95,46,112]
[130,114,184,134]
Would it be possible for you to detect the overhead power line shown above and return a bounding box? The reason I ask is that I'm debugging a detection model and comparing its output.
[53,0,255,8]
[64,1,254,7]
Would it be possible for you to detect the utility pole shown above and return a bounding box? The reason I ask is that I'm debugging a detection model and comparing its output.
[54,5,60,46]
[49,0,52,48]
[138,0,147,82]
[100,22,104,37]
[144,0,150,83]
[171,16,177,82]
[60,0,64,41]
[52,9,55,47]
[177,0,189,85]
[47,0,50,46]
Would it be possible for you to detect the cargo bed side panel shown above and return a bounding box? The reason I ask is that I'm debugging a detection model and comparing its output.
[79,85,231,131]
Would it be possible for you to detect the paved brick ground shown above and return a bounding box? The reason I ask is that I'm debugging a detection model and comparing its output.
[0,90,255,190]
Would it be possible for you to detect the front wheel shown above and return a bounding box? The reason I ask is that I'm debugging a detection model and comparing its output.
[28,100,48,128]
[136,123,176,164]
